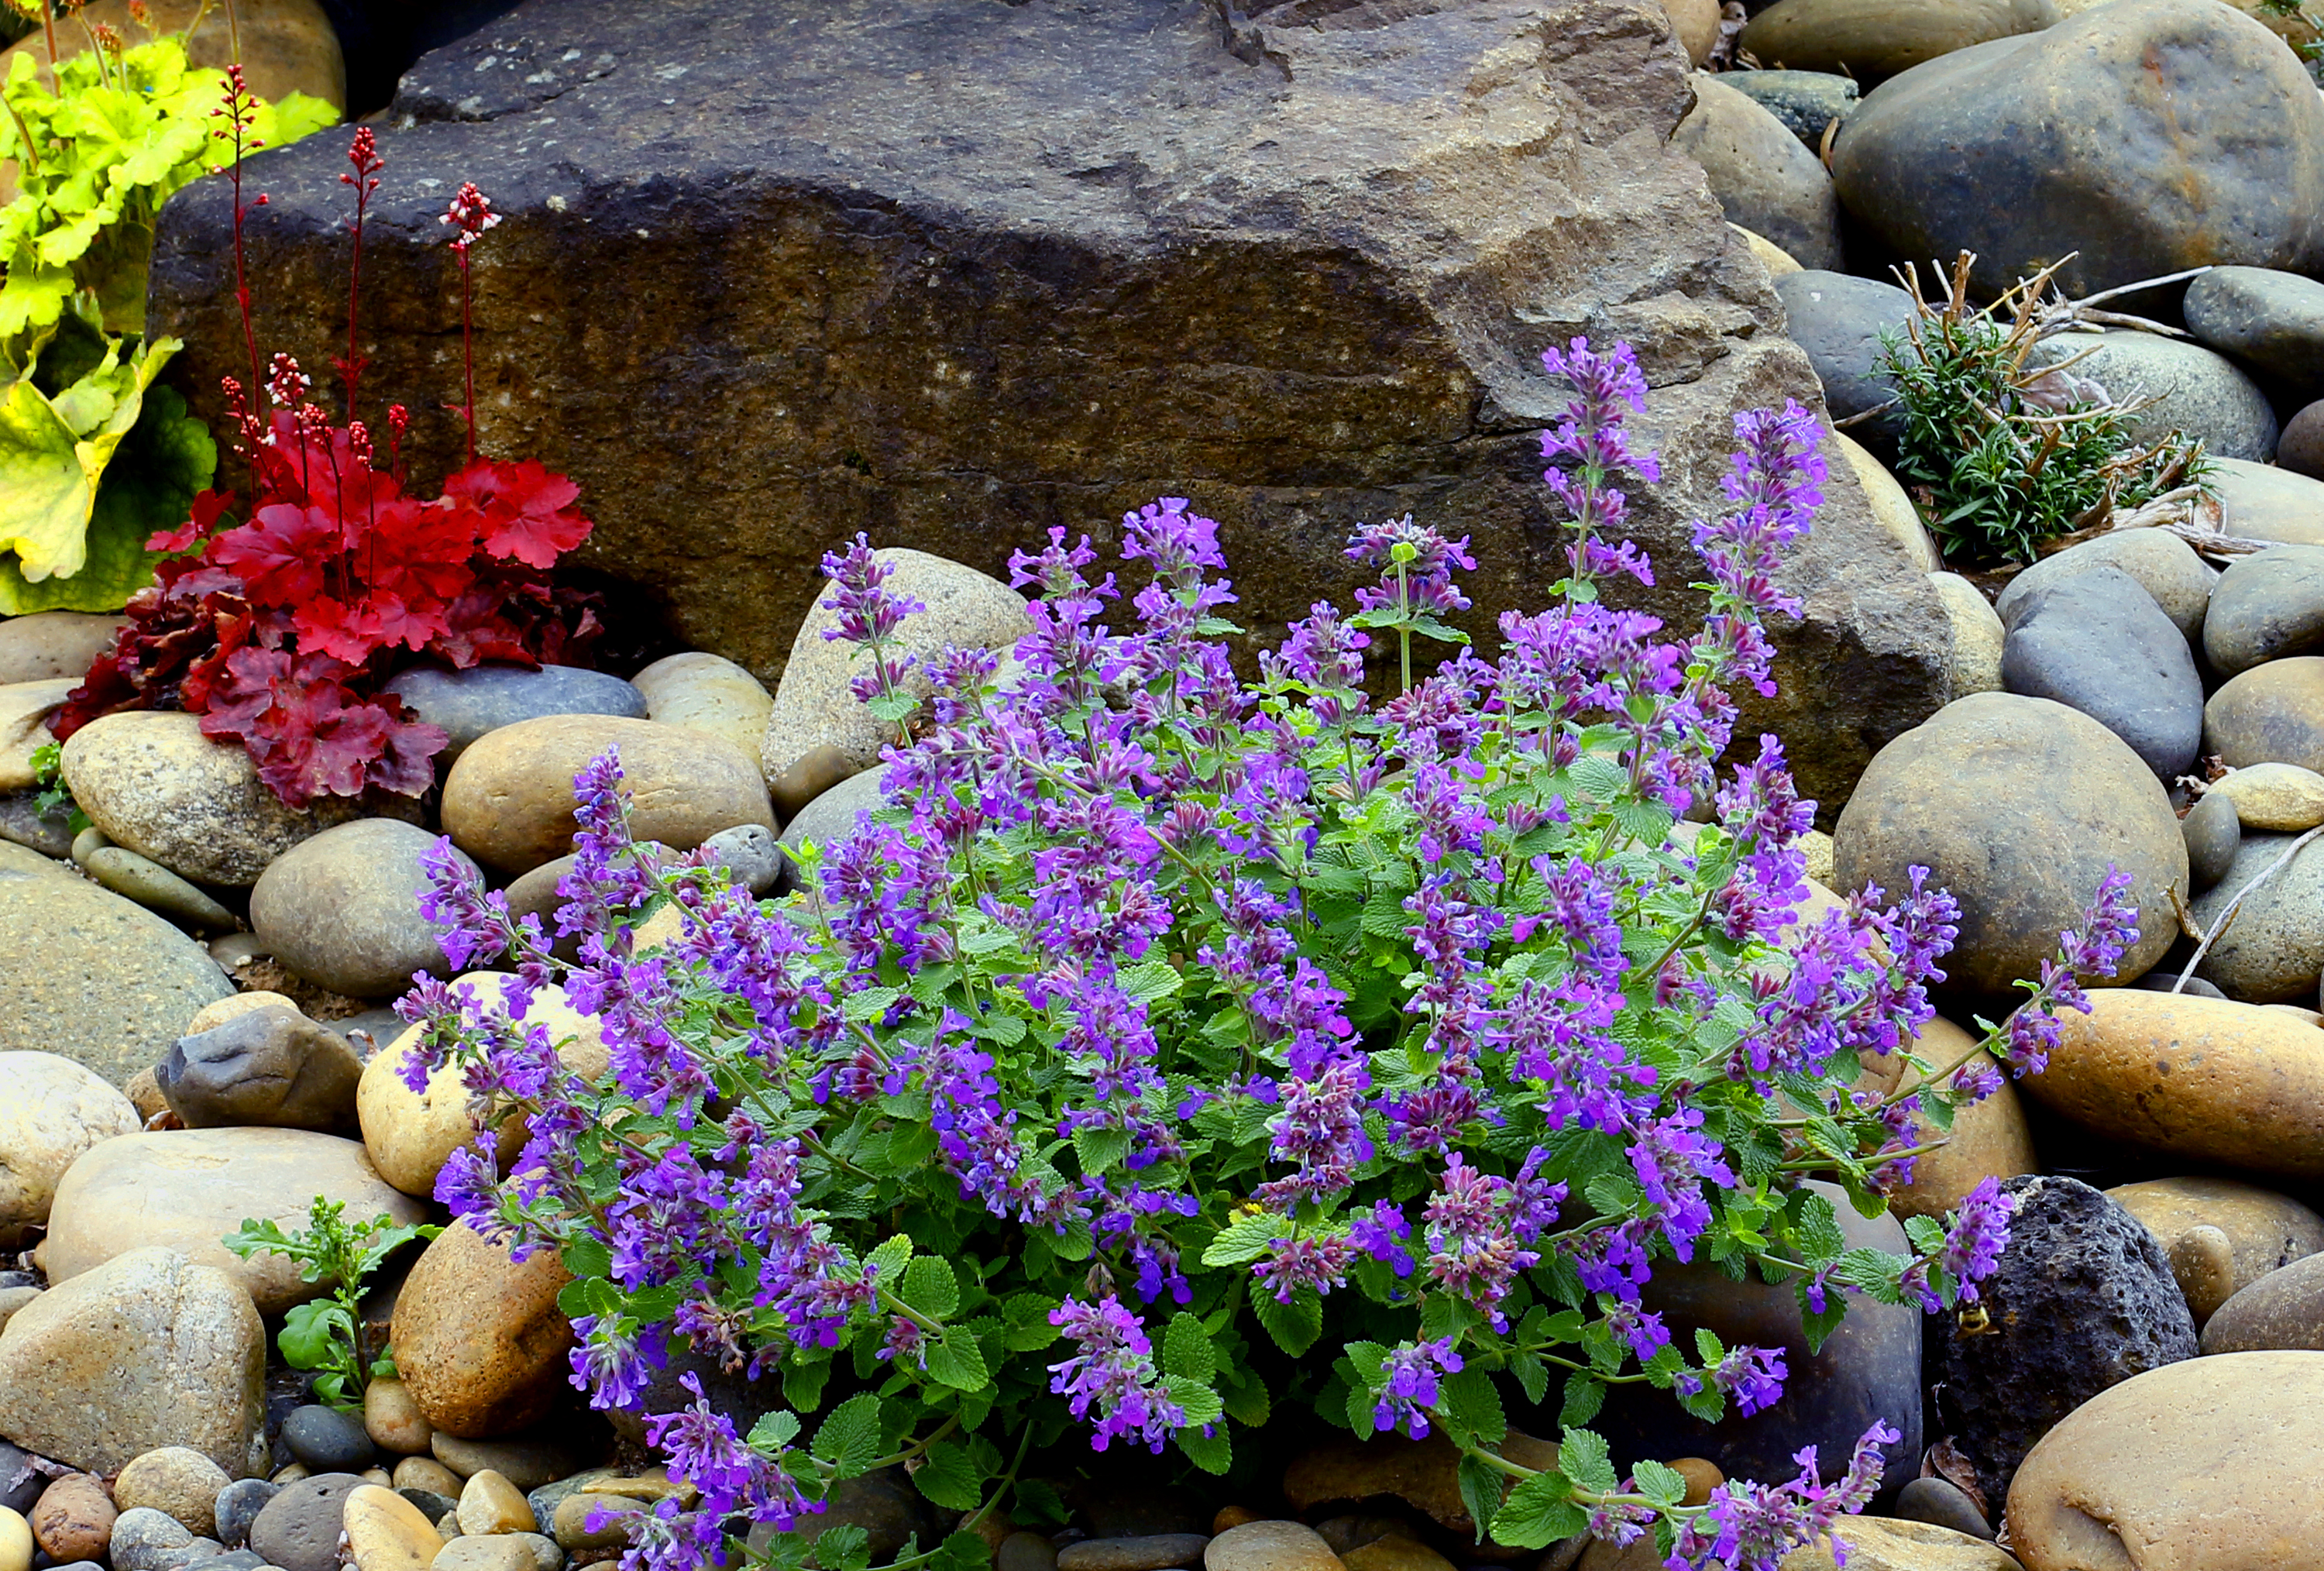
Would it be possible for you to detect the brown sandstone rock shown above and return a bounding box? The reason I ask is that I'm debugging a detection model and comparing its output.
[146,0,1950,820]
[391,1221,575,1439]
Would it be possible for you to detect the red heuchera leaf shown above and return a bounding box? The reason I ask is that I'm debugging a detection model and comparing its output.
[366,497,480,603]
[211,503,339,604]
[147,489,234,555]
[196,645,449,808]
[444,458,592,569]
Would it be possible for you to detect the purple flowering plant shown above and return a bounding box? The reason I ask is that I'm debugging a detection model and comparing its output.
[402,338,2136,1571]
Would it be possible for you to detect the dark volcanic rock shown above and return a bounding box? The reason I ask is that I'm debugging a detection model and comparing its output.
[147,0,1949,816]
[1927,1174,2197,1512]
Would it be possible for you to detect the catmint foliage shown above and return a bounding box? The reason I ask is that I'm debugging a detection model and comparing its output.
[406,338,2133,1571]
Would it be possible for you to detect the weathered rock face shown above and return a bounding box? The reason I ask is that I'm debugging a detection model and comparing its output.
[147,0,1950,816]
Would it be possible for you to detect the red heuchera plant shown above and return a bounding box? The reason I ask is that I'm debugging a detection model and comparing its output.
[54,88,601,807]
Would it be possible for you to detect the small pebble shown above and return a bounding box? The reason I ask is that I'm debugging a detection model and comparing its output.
[2182,789,2241,892]
[343,1487,442,1571]
[68,825,109,866]
[1057,1535,1212,1571]
[2169,1224,2239,1326]
[1669,1458,1724,1509]
[998,1531,1058,1571]
[113,1449,229,1539]
[1893,1476,1994,1541]
[283,1405,376,1474]
[366,1382,434,1459]
[269,1467,309,1486]
[768,743,856,825]
[110,1507,195,1571]
[1202,1523,1339,1571]
[1209,1510,1257,1537]
[399,1492,458,1525]
[507,1533,562,1571]
[178,1552,266,1571]
[394,1462,465,1499]
[456,1473,535,1538]
[433,1538,536,1571]
[82,845,239,930]
[1337,1542,1453,1571]
[212,1482,277,1552]
[429,1438,581,1495]
[31,1476,115,1562]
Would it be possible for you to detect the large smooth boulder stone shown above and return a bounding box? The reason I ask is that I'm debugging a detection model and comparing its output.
[2209,458,2324,547]
[2023,990,2324,1177]
[2203,544,2324,676]
[1838,433,1938,572]
[1829,0,2324,301]
[0,1246,264,1476]
[1773,270,1913,445]
[2199,1252,2324,1353]
[2185,831,2324,1002]
[358,974,605,1199]
[156,1006,365,1134]
[1999,567,2203,782]
[2026,328,2277,463]
[1927,1175,2195,1513]
[1721,70,1859,150]
[390,1221,573,1440]
[1588,1182,1920,1511]
[630,652,772,767]
[1996,528,2215,645]
[43,1129,427,1315]
[1833,693,2185,996]
[381,665,648,765]
[146,0,1953,820]
[1671,76,1842,272]
[0,1051,138,1247]
[2005,1352,2324,1571]
[2185,265,2324,404]
[2205,655,2324,772]
[1738,0,2054,81]
[0,681,76,793]
[2109,1176,2324,1313]
[1928,573,2003,697]
[761,548,1030,782]
[442,714,772,876]
[2209,762,2324,832]
[249,820,472,998]
[59,712,364,886]
[0,612,124,686]
[0,840,232,1085]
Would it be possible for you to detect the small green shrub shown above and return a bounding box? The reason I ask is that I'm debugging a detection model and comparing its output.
[225,1197,442,1411]
[0,23,334,610]
[1876,253,2209,566]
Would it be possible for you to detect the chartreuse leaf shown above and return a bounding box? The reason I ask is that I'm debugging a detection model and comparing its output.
[811,1394,882,1479]
[1556,1428,1618,1494]
[1630,1460,1688,1509]
[925,1327,988,1391]
[748,1411,801,1452]
[1201,1212,1287,1267]
[1490,1472,1589,1549]
[902,1256,961,1319]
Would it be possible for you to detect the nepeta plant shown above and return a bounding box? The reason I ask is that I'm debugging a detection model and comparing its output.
[404,339,2133,1571]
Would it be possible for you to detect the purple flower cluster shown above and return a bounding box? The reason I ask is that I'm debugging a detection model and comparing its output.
[1047,1296,1184,1453]
[1373,1338,1463,1439]
[1665,1422,1899,1571]
[820,533,925,706]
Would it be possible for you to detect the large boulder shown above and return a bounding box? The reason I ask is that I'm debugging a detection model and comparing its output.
[2021,991,2324,1179]
[1829,0,2324,300]
[1926,1175,2195,1515]
[1832,693,2186,997]
[2005,1352,2324,1571]
[0,1246,266,1477]
[146,0,1951,817]
[0,840,232,1086]
[43,1129,428,1315]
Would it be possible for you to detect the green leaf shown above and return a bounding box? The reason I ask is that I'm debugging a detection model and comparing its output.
[1439,1367,1505,1448]
[277,1300,351,1371]
[1071,1123,1129,1179]
[1631,1459,1688,1509]
[1456,1455,1507,1545]
[902,1257,961,1320]
[811,1525,872,1571]
[1220,1370,1271,1428]
[1250,1286,1323,1357]
[930,1531,992,1571]
[910,1441,983,1511]
[844,985,903,1023]
[1559,1370,1605,1428]
[748,1411,802,1452]
[1175,1422,1232,1474]
[865,691,920,724]
[1490,1472,1589,1550]
[1002,1294,1061,1351]
[783,1356,832,1414]
[924,1326,989,1391]
[1556,1427,1618,1494]
[865,1233,914,1284]
[1164,1375,1224,1430]
[1163,1312,1217,1382]
[1200,1212,1287,1267]
[811,1394,882,1480]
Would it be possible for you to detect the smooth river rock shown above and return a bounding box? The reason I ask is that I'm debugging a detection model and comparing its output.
[1738,0,2055,81]
[249,820,473,998]
[2183,265,2324,404]
[42,1129,427,1315]
[1828,0,2324,300]
[2199,1251,2324,1354]
[1999,567,2203,782]
[1834,693,2185,996]
[442,715,774,876]
[2208,763,2324,832]
[628,651,773,767]
[0,1247,264,1476]
[157,1006,365,1134]
[2205,655,2324,773]
[2025,328,2277,464]
[2186,831,2324,1002]
[1996,528,2214,645]
[390,1221,574,1440]
[380,664,648,765]
[2109,1175,2324,1318]
[1928,573,2003,698]
[2005,1352,2324,1571]
[2023,990,2324,1178]
[1772,270,1913,445]
[0,840,232,1085]
[2202,544,2324,677]
[0,1051,138,1247]
[58,710,363,886]
[2209,458,2324,548]
[1671,77,1842,273]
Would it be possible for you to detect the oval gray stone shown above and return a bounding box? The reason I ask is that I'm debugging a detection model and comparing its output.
[2181,788,2240,893]
[249,1474,367,1571]
[1773,270,1913,443]
[1999,567,2204,780]
[2184,266,2324,404]
[111,1508,195,1571]
[1672,77,1841,271]
[157,1006,364,1135]
[1829,0,2324,301]
[1057,1537,1212,1571]
[2204,545,2324,677]
[2204,657,2324,773]
[1997,529,2216,647]
[248,818,473,998]
[2026,330,2276,463]
[2209,459,2324,548]
[2199,1251,2324,1354]
[81,846,238,933]
[382,664,648,764]
[2188,832,2324,1003]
